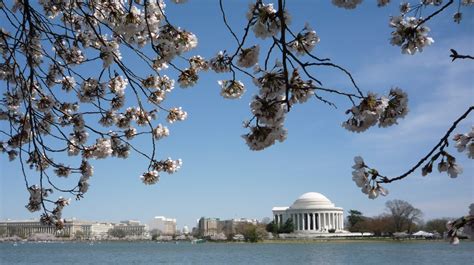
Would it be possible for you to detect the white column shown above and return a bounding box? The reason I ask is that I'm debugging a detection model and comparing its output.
[323,213,326,230]
[332,213,335,229]
[330,213,333,229]
[304,213,309,230]
[317,213,321,231]
[329,213,332,229]
[302,213,305,231]
[326,213,329,230]
[340,213,344,230]
[321,213,324,231]
[322,212,325,230]
[329,212,334,229]
[313,213,317,231]
[337,213,340,230]
[301,213,304,231]
[341,213,343,230]
[339,213,342,230]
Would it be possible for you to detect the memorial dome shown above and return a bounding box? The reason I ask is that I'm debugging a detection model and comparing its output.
[290,192,335,209]
[272,191,344,233]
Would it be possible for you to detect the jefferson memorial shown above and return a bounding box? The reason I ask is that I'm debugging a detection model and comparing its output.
[272,192,344,233]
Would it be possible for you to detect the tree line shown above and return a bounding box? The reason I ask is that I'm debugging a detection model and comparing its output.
[347,199,465,236]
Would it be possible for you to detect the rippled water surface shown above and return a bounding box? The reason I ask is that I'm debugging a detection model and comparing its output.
[1,241,473,265]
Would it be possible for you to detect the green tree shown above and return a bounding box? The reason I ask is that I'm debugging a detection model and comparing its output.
[425,218,450,234]
[236,223,266,242]
[278,219,294,234]
[347,210,365,232]
[265,221,278,234]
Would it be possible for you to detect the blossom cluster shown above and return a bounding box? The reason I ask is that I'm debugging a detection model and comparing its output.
[332,0,363,9]
[446,214,474,245]
[389,16,434,55]
[334,0,473,54]
[242,65,289,150]
[418,126,473,180]
[377,0,391,7]
[343,88,408,132]
[140,158,182,185]
[453,127,474,159]
[351,156,389,199]
[218,80,246,99]
[237,45,260,68]
[421,151,463,178]
[287,24,320,56]
[247,2,290,39]
[26,185,53,213]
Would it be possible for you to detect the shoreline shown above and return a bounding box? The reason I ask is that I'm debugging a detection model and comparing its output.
[1,237,464,244]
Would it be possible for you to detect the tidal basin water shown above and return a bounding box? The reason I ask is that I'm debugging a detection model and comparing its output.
[1,241,473,265]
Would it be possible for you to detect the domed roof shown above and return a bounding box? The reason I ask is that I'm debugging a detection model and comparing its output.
[290,192,335,209]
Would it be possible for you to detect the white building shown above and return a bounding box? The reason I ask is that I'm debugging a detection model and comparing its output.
[88,223,114,239]
[113,220,148,237]
[272,192,344,233]
[182,226,190,235]
[148,216,177,235]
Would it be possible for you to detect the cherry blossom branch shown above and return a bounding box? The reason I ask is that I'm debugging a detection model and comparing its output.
[415,0,454,29]
[277,0,291,111]
[215,0,410,151]
[447,215,474,245]
[450,49,474,61]
[219,0,240,46]
[378,105,473,184]
[0,0,195,228]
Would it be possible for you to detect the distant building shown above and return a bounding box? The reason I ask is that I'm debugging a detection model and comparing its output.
[197,217,219,237]
[148,216,177,236]
[113,220,148,237]
[272,192,344,233]
[219,218,258,236]
[0,219,149,239]
[0,219,89,238]
[85,223,114,239]
[197,217,259,237]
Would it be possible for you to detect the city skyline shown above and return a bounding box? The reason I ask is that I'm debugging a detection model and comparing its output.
[1,1,473,230]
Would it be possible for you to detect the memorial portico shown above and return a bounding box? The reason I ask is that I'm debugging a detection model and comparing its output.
[272,192,344,233]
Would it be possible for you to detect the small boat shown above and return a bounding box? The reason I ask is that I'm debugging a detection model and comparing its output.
[191,239,205,244]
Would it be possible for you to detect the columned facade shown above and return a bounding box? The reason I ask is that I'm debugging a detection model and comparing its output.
[272,192,344,233]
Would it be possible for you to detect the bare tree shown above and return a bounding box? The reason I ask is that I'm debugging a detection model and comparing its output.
[386,199,423,233]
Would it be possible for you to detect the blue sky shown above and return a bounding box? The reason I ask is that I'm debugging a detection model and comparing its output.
[1,1,473,230]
